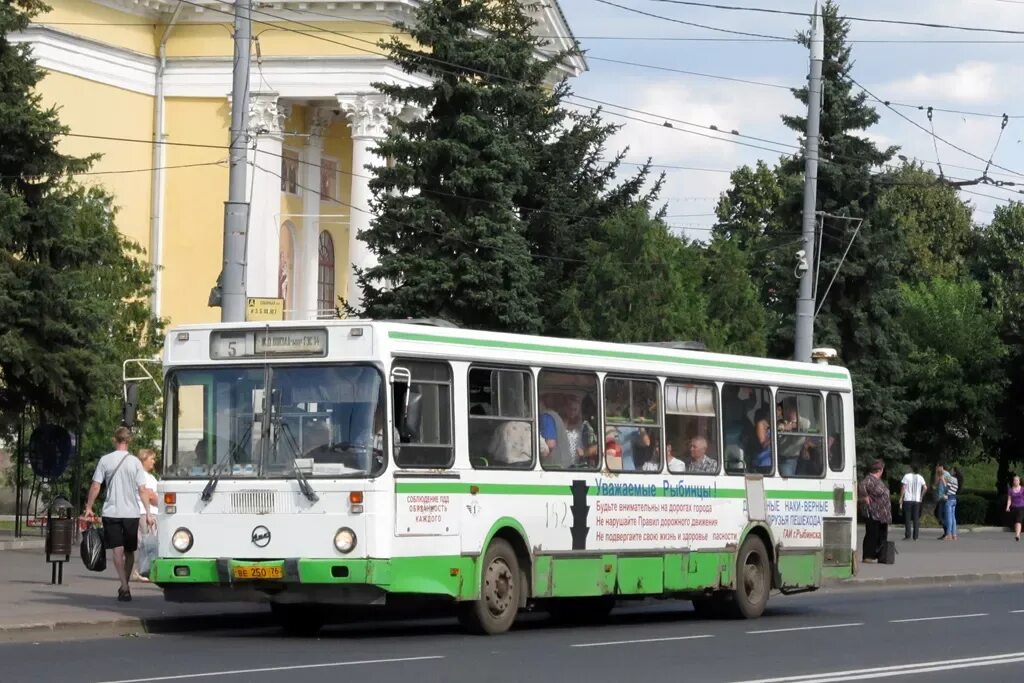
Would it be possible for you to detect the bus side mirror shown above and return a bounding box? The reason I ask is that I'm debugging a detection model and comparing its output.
[122,382,140,428]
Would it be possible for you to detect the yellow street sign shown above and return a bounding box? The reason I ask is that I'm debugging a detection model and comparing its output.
[246,297,284,321]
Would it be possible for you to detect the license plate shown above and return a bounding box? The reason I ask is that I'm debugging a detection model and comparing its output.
[232,565,283,580]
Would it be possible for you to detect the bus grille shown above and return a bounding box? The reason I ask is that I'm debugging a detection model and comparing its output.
[230,490,282,515]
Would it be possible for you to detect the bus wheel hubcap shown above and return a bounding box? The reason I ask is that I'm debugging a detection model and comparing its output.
[484,559,514,616]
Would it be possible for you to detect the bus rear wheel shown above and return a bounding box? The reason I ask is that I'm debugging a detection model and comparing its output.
[458,538,520,635]
[731,535,771,619]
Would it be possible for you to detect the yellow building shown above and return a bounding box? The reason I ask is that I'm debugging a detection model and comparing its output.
[15,0,583,326]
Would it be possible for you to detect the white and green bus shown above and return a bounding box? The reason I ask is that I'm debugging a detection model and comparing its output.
[148,319,857,635]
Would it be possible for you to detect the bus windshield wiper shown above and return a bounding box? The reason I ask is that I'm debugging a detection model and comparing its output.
[274,419,319,503]
[201,423,252,503]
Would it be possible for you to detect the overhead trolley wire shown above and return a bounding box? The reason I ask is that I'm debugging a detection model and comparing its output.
[641,0,1024,36]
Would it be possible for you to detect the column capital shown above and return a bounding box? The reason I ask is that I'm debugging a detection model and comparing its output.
[307,107,335,148]
[248,92,289,139]
[336,93,400,140]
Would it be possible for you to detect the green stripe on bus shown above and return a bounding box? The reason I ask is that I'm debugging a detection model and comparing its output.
[388,330,848,380]
[395,482,854,500]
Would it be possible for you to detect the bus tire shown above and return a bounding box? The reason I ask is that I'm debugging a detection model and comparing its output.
[458,538,520,635]
[731,535,770,619]
[271,604,324,637]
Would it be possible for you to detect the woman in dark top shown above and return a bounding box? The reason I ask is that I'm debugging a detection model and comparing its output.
[859,459,892,562]
[1006,475,1024,542]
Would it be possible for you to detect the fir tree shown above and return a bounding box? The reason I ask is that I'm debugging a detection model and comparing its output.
[0,0,162,442]
[357,0,659,334]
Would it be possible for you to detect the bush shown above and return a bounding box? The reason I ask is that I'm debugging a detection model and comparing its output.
[956,493,987,525]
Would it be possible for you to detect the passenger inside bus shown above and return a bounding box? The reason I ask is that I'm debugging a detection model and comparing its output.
[539,391,598,469]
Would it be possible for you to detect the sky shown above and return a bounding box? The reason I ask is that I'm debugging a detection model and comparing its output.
[554,0,1024,239]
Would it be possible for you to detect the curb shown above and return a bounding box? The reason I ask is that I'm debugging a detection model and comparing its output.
[0,610,273,642]
[825,570,1024,590]
[0,539,45,551]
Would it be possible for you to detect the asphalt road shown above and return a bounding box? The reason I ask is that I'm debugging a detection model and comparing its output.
[3,583,1024,683]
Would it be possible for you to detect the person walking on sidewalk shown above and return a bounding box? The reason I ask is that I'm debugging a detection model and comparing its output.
[859,459,892,563]
[131,448,159,583]
[1006,475,1024,542]
[80,427,154,602]
[936,463,959,541]
[900,465,927,541]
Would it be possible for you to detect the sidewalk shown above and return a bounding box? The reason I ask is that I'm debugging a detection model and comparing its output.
[0,548,270,641]
[838,526,1024,588]
[0,527,1021,640]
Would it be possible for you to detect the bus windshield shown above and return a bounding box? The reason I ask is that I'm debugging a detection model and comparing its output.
[164,364,386,479]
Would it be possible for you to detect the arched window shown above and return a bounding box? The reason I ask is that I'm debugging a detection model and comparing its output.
[317,231,336,318]
[278,221,296,317]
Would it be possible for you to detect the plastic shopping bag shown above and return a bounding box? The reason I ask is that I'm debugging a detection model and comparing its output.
[80,524,106,572]
[138,528,158,578]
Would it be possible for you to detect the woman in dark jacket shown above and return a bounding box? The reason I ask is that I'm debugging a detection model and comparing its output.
[859,459,892,563]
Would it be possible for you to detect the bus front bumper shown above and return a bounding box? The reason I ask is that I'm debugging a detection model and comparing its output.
[151,556,477,604]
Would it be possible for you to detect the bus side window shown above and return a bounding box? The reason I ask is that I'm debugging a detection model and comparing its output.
[664,381,718,475]
[722,383,774,475]
[537,369,600,472]
[826,393,845,472]
[391,359,454,469]
[468,367,534,469]
[604,376,662,473]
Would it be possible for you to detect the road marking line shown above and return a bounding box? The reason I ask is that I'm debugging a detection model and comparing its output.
[747,622,863,634]
[727,651,1024,682]
[94,656,445,683]
[1011,609,1024,613]
[889,612,987,623]
[571,634,713,648]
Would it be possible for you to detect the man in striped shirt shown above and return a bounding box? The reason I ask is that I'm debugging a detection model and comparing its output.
[899,465,927,541]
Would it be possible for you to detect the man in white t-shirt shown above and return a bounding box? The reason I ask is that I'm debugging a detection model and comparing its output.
[900,465,928,541]
[81,427,152,601]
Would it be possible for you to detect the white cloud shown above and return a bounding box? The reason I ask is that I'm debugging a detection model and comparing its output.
[882,62,1012,104]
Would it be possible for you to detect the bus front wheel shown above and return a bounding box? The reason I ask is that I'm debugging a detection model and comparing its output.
[458,538,520,635]
[731,535,770,619]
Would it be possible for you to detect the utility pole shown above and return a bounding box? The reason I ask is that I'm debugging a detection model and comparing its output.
[219,0,252,322]
[794,2,825,362]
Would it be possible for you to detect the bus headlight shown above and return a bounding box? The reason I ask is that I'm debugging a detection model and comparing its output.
[334,527,356,554]
[171,527,194,553]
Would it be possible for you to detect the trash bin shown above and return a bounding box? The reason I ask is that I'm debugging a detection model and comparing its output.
[46,496,75,585]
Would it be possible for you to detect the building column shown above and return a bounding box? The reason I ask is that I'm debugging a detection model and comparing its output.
[337,93,399,312]
[296,107,333,320]
[245,92,288,299]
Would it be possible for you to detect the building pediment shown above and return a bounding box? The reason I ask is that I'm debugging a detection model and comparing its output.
[91,0,584,76]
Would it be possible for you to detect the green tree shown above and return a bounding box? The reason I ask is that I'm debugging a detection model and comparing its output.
[563,206,707,344]
[875,164,972,282]
[898,278,1006,467]
[700,239,768,356]
[711,1,912,465]
[356,0,659,334]
[520,109,663,338]
[0,1,163,493]
[971,201,1024,490]
[356,0,550,331]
